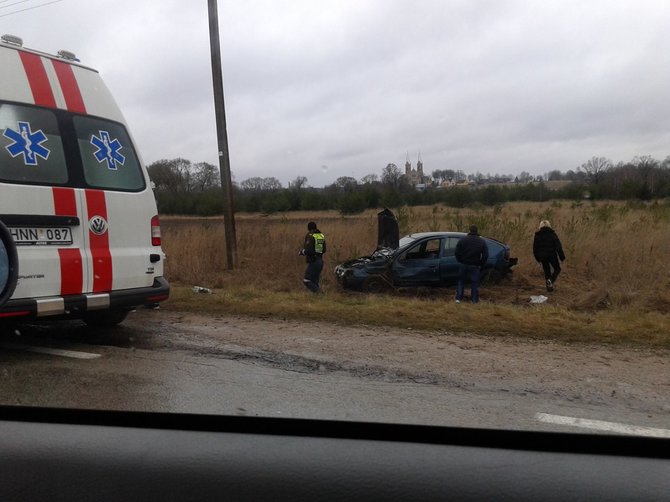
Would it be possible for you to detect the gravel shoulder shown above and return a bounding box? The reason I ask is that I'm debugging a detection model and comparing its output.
[133,308,670,418]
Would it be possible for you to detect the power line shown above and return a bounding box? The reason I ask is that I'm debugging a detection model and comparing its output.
[0,0,33,11]
[0,0,64,18]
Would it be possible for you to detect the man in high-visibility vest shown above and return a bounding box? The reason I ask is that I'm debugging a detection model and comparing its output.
[299,221,326,293]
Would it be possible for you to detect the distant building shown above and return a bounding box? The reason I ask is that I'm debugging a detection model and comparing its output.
[440,179,470,188]
[404,152,431,187]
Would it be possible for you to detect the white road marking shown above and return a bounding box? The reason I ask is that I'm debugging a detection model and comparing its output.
[0,342,101,360]
[535,412,670,438]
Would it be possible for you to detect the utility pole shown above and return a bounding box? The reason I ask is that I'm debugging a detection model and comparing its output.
[207,0,237,269]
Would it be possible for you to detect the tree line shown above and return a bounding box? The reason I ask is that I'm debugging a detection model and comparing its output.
[147,155,670,216]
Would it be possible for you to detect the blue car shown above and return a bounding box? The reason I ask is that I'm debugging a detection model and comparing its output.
[335,232,517,293]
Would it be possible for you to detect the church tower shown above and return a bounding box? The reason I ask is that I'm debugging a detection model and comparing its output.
[405,152,411,176]
[417,151,423,177]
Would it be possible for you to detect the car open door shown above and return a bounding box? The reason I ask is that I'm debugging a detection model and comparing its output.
[391,237,442,287]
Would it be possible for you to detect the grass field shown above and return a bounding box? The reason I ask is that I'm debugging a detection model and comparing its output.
[159,200,670,348]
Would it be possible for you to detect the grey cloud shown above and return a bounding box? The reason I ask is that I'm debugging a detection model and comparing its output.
[7,0,670,186]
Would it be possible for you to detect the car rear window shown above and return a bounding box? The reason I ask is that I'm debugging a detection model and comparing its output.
[74,115,145,191]
[0,103,68,184]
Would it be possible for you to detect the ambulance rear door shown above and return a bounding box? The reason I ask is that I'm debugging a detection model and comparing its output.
[73,115,160,294]
[0,101,89,300]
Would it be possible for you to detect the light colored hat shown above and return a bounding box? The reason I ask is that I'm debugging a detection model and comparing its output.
[539,220,551,229]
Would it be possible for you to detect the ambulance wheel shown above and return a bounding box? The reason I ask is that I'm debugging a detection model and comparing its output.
[83,309,129,327]
[0,220,19,308]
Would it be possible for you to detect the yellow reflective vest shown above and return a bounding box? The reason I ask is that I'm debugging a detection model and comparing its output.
[312,232,325,254]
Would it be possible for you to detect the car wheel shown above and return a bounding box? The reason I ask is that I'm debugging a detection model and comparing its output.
[363,276,390,294]
[83,309,129,327]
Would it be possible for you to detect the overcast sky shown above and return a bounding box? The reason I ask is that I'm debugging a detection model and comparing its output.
[4,0,670,186]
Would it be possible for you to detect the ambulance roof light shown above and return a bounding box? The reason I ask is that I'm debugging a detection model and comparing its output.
[57,49,79,62]
[1,34,23,47]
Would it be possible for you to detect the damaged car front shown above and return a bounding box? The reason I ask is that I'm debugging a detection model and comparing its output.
[335,246,396,292]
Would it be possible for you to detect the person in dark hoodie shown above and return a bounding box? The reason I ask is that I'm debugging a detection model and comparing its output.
[533,220,565,292]
[454,225,489,303]
[299,221,326,293]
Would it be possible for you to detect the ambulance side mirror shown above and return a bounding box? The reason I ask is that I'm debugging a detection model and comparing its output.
[0,220,18,307]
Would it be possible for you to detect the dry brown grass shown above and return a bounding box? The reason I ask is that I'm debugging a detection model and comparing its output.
[159,200,670,348]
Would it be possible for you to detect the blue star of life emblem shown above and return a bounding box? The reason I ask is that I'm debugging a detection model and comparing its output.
[91,130,125,170]
[3,121,50,166]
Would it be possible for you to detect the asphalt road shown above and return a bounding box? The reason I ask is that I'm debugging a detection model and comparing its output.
[0,308,668,437]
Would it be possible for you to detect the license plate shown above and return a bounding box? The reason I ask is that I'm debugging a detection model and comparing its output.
[10,227,73,246]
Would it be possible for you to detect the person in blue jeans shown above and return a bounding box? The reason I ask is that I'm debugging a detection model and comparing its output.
[454,225,489,303]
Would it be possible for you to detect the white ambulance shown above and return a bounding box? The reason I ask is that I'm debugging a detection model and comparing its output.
[0,35,169,325]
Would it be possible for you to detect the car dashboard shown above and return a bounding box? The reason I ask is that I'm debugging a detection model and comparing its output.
[0,405,668,500]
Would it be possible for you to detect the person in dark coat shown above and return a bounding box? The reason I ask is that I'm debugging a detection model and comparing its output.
[299,221,326,293]
[454,225,489,303]
[533,220,565,292]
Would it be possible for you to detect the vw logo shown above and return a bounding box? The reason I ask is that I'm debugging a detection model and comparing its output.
[89,215,108,235]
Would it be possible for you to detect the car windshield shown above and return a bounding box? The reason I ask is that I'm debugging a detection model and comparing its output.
[2,0,669,441]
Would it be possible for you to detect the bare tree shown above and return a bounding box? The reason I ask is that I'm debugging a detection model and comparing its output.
[334,176,358,189]
[192,162,220,191]
[291,176,308,189]
[632,155,660,195]
[547,170,563,181]
[517,171,532,183]
[381,163,401,188]
[147,158,195,192]
[360,173,378,185]
[261,177,282,191]
[241,177,282,191]
[431,169,455,183]
[147,159,183,193]
[240,177,264,191]
[580,156,612,184]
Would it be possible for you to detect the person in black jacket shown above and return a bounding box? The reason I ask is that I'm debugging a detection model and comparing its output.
[533,220,565,292]
[454,225,489,303]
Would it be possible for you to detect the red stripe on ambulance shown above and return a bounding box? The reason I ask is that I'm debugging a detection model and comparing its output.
[85,189,113,292]
[52,188,83,295]
[52,60,87,114]
[57,249,84,295]
[52,186,77,216]
[18,52,57,108]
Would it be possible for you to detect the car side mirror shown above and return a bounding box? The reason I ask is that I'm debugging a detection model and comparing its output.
[0,220,18,307]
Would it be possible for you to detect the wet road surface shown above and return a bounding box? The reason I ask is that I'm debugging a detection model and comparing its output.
[0,308,668,436]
